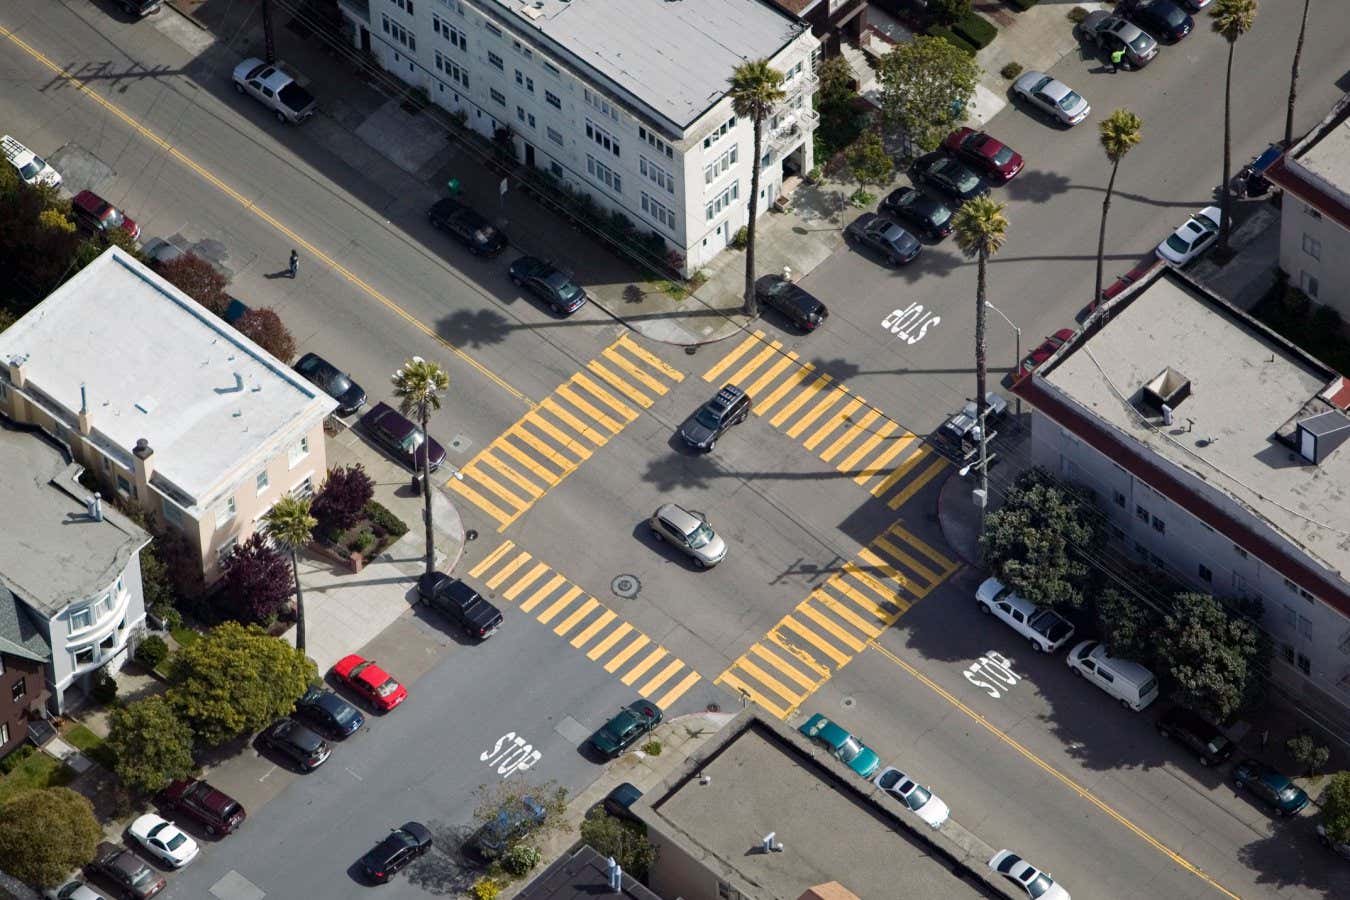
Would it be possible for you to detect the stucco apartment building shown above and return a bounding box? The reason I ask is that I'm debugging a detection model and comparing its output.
[338,0,820,272]
[0,422,151,723]
[1267,92,1350,315]
[1014,267,1350,725]
[0,247,337,585]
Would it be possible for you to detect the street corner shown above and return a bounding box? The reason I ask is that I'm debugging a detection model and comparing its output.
[936,467,983,569]
[587,277,752,348]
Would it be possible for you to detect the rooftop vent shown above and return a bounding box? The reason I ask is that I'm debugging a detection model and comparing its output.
[1142,366,1190,412]
[1296,410,1350,464]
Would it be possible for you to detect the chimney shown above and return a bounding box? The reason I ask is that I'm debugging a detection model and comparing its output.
[606,856,622,892]
[87,492,103,522]
[132,438,154,499]
[5,353,27,390]
[77,382,92,435]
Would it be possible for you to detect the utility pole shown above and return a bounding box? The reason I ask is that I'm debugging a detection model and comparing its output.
[261,0,277,65]
[976,404,990,535]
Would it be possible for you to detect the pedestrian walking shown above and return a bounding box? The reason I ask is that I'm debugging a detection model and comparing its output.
[288,249,299,279]
[1109,48,1126,73]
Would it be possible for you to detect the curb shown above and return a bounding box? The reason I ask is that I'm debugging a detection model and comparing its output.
[935,469,981,567]
[164,0,209,30]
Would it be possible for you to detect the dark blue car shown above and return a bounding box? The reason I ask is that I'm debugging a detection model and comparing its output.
[294,686,365,738]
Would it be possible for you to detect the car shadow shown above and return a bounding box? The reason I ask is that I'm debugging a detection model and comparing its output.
[408,600,484,647]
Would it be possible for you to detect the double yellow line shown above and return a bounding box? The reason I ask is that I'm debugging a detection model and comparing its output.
[0,22,530,407]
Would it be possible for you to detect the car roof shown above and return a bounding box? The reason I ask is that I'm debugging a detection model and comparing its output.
[656,503,700,532]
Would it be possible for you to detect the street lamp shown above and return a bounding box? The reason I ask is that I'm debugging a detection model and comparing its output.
[984,301,1021,420]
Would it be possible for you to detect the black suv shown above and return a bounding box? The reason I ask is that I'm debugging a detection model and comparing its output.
[1157,707,1234,767]
[754,275,828,332]
[678,384,752,452]
[428,198,508,257]
[417,572,504,640]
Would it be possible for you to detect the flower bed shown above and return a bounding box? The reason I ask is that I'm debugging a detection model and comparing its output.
[313,500,409,569]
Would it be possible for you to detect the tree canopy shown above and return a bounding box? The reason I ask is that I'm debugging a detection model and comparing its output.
[877,36,980,153]
[220,533,295,624]
[845,130,894,193]
[1156,592,1268,722]
[313,464,375,533]
[579,808,658,879]
[154,253,230,316]
[235,307,297,363]
[1323,771,1350,844]
[106,695,195,794]
[0,787,102,887]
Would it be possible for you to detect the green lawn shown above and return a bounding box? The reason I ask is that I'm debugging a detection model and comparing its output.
[170,626,200,648]
[0,751,76,804]
[64,723,117,771]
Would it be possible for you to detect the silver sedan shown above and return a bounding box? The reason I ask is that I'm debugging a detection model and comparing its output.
[1012,71,1091,127]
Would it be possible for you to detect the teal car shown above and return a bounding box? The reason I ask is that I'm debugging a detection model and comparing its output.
[1233,759,1310,817]
[797,713,880,778]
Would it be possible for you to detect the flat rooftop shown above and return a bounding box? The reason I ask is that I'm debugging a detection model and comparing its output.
[0,421,148,616]
[496,0,805,128]
[649,720,987,900]
[1043,271,1350,577]
[516,845,663,900]
[1292,104,1350,198]
[0,248,334,505]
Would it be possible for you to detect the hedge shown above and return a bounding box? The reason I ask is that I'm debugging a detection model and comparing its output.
[924,25,978,57]
[1009,0,1039,10]
[953,13,998,50]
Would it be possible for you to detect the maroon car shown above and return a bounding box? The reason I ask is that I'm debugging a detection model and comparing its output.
[71,189,141,241]
[160,778,246,836]
[360,401,447,472]
[1020,328,1078,375]
[942,128,1024,184]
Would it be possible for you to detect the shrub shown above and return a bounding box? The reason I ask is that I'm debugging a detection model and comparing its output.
[363,501,409,539]
[849,188,875,207]
[92,673,118,706]
[641,740,663,756]
[1286,733,1330,775]
[1009,0,1039,10]
[0,745,35,775]
[1001,61,1024,80]
[136,635,170,669]
[149,602,182,631]
[152,253,230,317]
[924,25,977,57]
[1067,6,1089,24]
[927,0,971,25]
[349,530,376,555]
[953,13,998,49]
[220,533,295,624]
[471,878,503,900]
[312,464,375,533]
[234,307,297,363]
[500,844,541,877]
[730,226,748,250]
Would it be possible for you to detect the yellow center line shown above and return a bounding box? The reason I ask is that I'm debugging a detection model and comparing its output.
[0,25,532,409]
[866,641,1240,900]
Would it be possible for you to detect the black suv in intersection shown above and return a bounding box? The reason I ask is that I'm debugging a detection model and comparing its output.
[417,572,504,640]
[428,198,508,257]
[1157,706,1234,767]
[678,384,752,452]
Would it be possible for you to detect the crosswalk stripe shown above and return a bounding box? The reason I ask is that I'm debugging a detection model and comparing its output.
[766,630,831,679]
[836,419,898,473]
[526,414,593,462]
[553,596,599,636]
[520,573,567,612]
[701,332,761,383]
[508,425,579,473]
[770,372,832,427]
[726,340,782,388]
[803,395,864,450]
[888,522,959,575]
[495,435,564,485]
[478,450,545,499]
[796,602,866,652]
[786,384,845,438]
[813,587,886,636]
[464,465,530,512]
[839,562,898,608]
[539,397,608,447]
[654,670,702,710]
[486,551,533,589]
[586,360,654,408]
[743,350,799,400]
[616,334,685,381]
[751,643,819,690]
[734,657,805,707]
[820,408,881,463]
[868,444,930,498]
[555,384,623,434]
[448,480,516,529]
[852,432,917,484]
[604,634,651,673]
[468,540,515,578]
[856,547,917,595]
[620,645,668,685]
[826,578,897,621]
[602,346,667,394]
[755,362,817,417]
[502,562,552,602]
[779,616,851,666]
[570,372,638,423]
[638,658,686,697]
[537,585,584,624]
[871,535,940,588]
[587,622,633,660]
[886,456,949,510]
[569,609,617,649]
[716,670,790,719]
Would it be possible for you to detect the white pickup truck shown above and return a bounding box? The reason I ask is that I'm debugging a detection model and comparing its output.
[2,134,62,187]
[231,58,317,124]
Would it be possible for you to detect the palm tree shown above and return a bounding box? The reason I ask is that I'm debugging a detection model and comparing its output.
[1285,0,1312,147]
[727,59,786,317]
[263,494,317,654]
[951,195,1008,529]
[392,356,451,577]
[1094,109,1143,310]
[1212,0,1258,254]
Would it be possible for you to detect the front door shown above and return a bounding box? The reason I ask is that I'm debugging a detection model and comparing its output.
[360,27,371,53]
[523,142,535,168]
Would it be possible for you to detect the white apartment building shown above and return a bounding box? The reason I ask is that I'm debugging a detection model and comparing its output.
[338,0,820,272]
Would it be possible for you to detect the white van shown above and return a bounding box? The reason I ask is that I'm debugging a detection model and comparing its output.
[2,135,62,187]
[1066,640,1159,711]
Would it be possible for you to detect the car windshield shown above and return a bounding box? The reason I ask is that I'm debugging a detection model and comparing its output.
[1165,234,1194,253]
[473,226,500,244]
[695,407,725,429]
[399,429,426,453]
[127,863,153,886]
[1128,33,1153,53]
[929,204,952,226]
[836,736,862,763]
[687,520,714,549]
[330,701,359,724]
[1160,6,1187,26]
[1024,872,1055,898]
[18,160,39,180]
[904,781,932,809]
[991,146,1014,165]
[1057,91,1084,112]
[1277,784,1300,801]
[104,207,125,228]
[556,280,583,302]
[164,831,187,851]
[942,163,978,191]
[376,678,400,697]
[326,371,353,394]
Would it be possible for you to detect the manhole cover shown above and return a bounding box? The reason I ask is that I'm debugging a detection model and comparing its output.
[706,703,721,713]
[465,529,478,542]
[684,345,699,355]
[448,433,472,453]
[611,574,641,599]
[841,696,856,708]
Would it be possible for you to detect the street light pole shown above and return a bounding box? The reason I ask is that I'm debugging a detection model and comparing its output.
[985,301,1022,420]
[261,0,277,64]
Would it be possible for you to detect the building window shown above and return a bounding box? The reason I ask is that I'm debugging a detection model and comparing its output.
[116,474,133,497]
[99,633,116,653]
[639,125,674,159]
[162,500,184,529]
[641,192,677,232]
[487,51,504,70]
[511,39,533,59]
[217,536,238,564]
[490,87,506,105]
[1302,234,1321,260]
[586,155,622,194]
[549,161,564,179]
[484,20,502,38]
[1198,563,1212,583]
[704,180,739,221]
[1135,504,1149,523]
[1112,489,1125,508]
[514,70,534,92]
[11,677,24,702]
[1303,204,1322,220]
[1232,543,1247,558]
[546,126,563,146]
[703,116,736,150]
[70,607,93,631]
[382,15,415,51]
[74,646,95,666]
[1282,604,1298,627]
[542,59,559,75]
[1152,515,1165,534]
[288,436,309,468]
[1298,614,1313,638]
[1300,587,1315,602]
[432,14,468,50]
[640,156,676,195]
[434,51,469,88]
[291,476,315,499]
[0,723,8,746]
[218,496,236,528]
[704,144,738,184]
[585,119,621,157]
[1281,642,1295,663]
[256,470,270,494]
[393,0,414,13]
[1297,652,1312,676]
[1300,270,1319,298]
[545,90,561,110]
[583,88,620,122]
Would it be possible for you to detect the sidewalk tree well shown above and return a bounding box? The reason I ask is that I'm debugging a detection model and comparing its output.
[1093,586,1163,665]
[234,306,297,363]
[106,695,195,795]
[220,533,294,625]
[727,58,786,317]
[877,35,980,154]
[580,808,658,880]
[1156,591,1269,723]
[170,621,317,747]
[392,357,451,578]
[1211,0,1258,254]
[978,469,1100,609]
[0,787,102,887]
[844,130,894,204]
[312,463,375,534]
[153,252,230,317]
[471,778,571,854]
[263,495,318,654]
[1323,771,1350,843]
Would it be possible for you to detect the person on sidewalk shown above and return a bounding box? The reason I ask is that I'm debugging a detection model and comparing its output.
[1109,48,1126,73]
[288,249,299,279]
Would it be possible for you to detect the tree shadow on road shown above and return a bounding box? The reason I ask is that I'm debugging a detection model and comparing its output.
[436,308,512,348]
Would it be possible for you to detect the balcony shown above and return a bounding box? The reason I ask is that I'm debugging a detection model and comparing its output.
[784,70,820,100]
[767,109,820,154]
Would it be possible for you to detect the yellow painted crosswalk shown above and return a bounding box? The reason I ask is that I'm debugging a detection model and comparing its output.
[716,522,960,719]
[467,541,704,711]
[702,331,948,510]
[450,334,684,530]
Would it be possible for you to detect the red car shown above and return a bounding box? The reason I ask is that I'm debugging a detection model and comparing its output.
[942,128,1024,184]
[333,654,407,712]
[1020,328,1078,375]
[71,189,141,241]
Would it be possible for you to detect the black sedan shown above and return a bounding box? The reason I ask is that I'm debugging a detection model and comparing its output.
[845,213,922,267]
[428,198,508,257]
[360,821,433,884]
[257,718,331,771]
[508,255,588,315]
[1126,0,1193,43]
[293,352,366,416]
[294,686,364,738]
[910,152,990,205]
[359,401,447,472]
[754,274,828,331]
[879,187,953,241]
